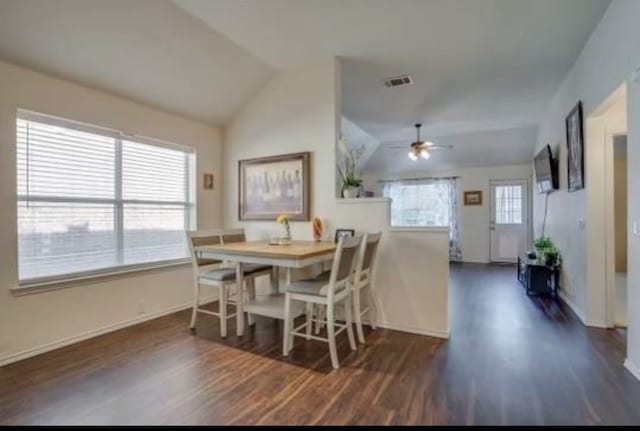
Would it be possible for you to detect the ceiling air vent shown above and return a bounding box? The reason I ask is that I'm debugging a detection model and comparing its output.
[383,75,413,88]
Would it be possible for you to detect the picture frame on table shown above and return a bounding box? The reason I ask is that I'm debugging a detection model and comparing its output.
[334,229,355,243]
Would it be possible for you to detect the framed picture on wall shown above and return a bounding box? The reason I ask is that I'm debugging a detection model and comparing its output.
[464,190,482,205]
[566,101,584,191]
[238,152,310,221]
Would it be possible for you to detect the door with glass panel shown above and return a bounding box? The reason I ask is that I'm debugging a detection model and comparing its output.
[490,180,529,263]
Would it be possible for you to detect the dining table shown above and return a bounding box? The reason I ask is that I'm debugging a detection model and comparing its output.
[194,240,336,336]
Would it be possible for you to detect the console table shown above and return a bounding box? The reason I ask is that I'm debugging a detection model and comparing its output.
[517,255,560,297]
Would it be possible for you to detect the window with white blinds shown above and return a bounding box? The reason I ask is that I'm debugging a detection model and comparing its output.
[382,180,452,227]
[17,111,196,283]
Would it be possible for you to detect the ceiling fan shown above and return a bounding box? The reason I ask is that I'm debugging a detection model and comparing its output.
[389,123,453,160]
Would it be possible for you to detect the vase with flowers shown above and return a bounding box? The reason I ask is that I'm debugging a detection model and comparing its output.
[277,214,292,245]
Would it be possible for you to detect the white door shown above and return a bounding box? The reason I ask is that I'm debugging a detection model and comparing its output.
[490,180,529,262]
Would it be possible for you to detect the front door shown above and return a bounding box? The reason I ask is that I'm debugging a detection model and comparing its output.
[490,180,529,262]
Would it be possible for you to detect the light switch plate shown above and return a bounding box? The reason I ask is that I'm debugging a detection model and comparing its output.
[633,221,640,236]
[578,218,586,230]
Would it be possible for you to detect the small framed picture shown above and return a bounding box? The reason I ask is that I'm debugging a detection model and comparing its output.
[464,190,482,206]
[203,173,214,190]
[334,228,355,243]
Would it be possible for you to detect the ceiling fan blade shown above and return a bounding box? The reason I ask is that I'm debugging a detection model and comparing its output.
[388,145,408,149]
[428,145,453,150]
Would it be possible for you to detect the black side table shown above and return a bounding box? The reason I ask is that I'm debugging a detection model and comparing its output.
[517,255,560,297]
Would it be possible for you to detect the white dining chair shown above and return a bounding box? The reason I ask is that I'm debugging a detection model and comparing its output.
[282,235,360,369]
[187,229,270,337]
[352,232,382,343]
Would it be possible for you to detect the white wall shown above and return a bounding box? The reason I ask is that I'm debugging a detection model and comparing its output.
[363,164,533,263]
[532,0,640,379]
[222,59,450,338]
[0,61,223,365]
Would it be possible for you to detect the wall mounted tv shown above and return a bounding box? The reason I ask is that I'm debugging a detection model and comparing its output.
[534,144,558,193]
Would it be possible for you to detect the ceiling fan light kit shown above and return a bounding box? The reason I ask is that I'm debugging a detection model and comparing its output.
[408,123,430,161]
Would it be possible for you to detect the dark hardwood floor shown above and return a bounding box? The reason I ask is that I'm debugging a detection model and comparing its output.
[1,263,639,425]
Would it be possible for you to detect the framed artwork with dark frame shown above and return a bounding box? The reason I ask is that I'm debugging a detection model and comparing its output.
[566,101,584,191]
[464,190,482,206]
[334,229,355,243]
[238,152,310,221]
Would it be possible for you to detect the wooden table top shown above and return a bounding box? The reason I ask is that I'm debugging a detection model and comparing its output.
[196,240,336,259]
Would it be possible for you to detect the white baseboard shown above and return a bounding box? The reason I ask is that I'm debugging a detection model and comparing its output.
[558,291,609,328]
[558,290,587,324]
[459,259,489,264]
[0,295,216,367]
[373,321,449,340]
[624,358,640,382]
[584,319,609,329]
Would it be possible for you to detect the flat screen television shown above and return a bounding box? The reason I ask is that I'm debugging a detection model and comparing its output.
[534,144,558,193]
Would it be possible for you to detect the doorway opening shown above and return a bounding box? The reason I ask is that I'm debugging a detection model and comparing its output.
[612,135,628,328]
[588,81,628,331]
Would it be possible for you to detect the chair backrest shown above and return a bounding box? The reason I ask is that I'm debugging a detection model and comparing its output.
[327,235,363,298]
[187,230,223,268]
[354,232,382,286]
[220,228,246,244]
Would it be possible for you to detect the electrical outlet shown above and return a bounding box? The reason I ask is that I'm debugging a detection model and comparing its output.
[137,301,146,315]
[633,220,640,236]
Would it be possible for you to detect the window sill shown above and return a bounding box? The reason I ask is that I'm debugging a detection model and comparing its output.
[12,258,192,296]
[388,226,450,233]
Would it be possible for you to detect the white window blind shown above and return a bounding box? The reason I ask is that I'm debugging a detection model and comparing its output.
[17,111,196,283]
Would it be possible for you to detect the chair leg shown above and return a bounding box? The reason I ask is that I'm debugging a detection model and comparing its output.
[366,285,378,330]
[247,278,255,327]
[219,284,228,338]
[189,279,200,331]
[283,292,292,356]
[344,293,357,351]
[326,302,339,369]
[315,305,326,335]
[353,287,365,344]
[305,302,313,340]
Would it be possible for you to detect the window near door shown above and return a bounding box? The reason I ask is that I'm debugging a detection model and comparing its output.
[16,111,196,284]
[494,185,523,224]
[382,181,451,227]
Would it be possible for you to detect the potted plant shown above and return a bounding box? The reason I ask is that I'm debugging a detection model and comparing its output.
[337,136,365,198]
[533,235,560,266]
[533,235,553,255]
[543,245,560,267]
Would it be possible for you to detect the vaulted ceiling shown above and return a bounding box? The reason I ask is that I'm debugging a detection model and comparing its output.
[0,0,273,125]
[0,0,611,171]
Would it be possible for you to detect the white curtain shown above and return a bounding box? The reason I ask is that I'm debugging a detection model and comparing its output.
[382,177,462,261]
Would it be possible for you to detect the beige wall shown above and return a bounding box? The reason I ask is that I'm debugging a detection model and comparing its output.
[0,61,223,365]
[222,59,450,338]
[362,164,533,263]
